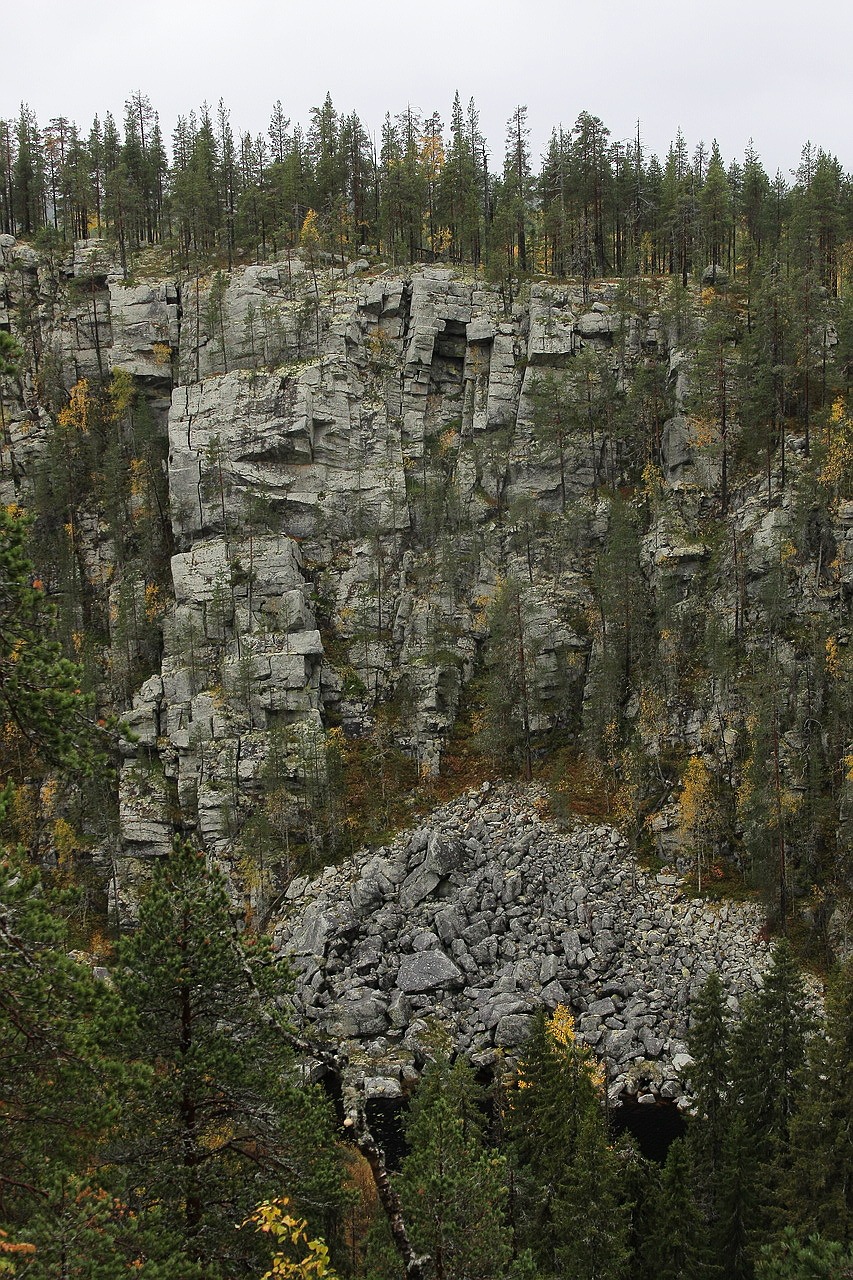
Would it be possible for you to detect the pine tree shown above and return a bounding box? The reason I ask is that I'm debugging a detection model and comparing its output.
[585,495,646,770]
[756,1226,853,1279]
[12,104,45,234]
[700,140,732,276]
[0,507,104,778]
[439,91,481,265]
[477,576,535,780]
[308,92,344,226]
[340,110,373,252]
[0,842,195,1279]
[170,107,221,263]
[527,369,573,512]
[689,288,742,514]
[110,841,344,1277]
[502,105,532,274]
[741,141,772,276]
[569,111,611,283]
[0,331,23,472]
[217,99,237,268]
[0,843,119,1225]
[738,256,791,501]
[0,118,13,234]
[17,1182,197,1279]
[539,126,570,277]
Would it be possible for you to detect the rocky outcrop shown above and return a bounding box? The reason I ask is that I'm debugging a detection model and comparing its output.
[274,783,769,1106]
[167,362,408,548]
[107,279,179,385]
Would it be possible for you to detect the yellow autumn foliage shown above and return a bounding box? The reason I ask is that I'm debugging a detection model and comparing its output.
[300,210,321,254]
[518,1005,606,1095]
[680,754,715,834]
[681,754,720,891]
[245,1197,338,1280]
[53,817,79,865]
[57,379,91,433]
[418,133,444,173]
[821,397,853,496]
[108,368,135,421]
[144,583,165,622]
[825,635,844,679]
[0,1226,37,1275]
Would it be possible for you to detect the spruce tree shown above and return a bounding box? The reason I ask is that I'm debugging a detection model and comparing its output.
[509,1007,625,1278]
[552,1108,630,1280]
[686,969,731,1178]
[788,960,853,1243]
[729,941,812,1212]
[715,1110,761,1280]
[396,1053,511,1280]
[640,1138,710,1280]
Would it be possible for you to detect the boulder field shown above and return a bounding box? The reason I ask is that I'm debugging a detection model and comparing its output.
[274,782,769,1107]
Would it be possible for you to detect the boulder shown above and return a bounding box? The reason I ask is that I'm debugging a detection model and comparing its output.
[397,950,464,994]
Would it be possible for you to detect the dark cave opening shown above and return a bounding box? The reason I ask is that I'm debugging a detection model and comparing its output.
[322,1068,687,1172]
[610,1096,687,1163]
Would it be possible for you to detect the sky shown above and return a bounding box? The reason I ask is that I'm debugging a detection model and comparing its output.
[4,0,852,178]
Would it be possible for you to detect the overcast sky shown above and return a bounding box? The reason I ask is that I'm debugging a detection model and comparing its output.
[4,0,851,178]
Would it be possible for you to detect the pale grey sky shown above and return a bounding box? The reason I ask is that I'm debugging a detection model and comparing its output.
[4,0,850,177]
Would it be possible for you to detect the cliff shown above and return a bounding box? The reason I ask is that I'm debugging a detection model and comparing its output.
[1,235,849,1093]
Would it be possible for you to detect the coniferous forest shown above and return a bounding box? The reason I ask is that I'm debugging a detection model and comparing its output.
[1,92,851,291]
[2,91,853,1279]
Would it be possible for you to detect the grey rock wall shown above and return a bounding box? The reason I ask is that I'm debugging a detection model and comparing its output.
[2,238,850,959]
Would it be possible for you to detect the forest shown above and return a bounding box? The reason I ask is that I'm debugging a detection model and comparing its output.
[1,92,850,290]
[1,89,853,1279]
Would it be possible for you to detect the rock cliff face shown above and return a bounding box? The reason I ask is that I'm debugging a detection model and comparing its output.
[114,261,638,890]
[1,236,849,1083]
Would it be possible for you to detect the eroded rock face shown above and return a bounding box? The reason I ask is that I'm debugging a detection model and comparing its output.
[109,263,633,900]
[108,280,180,382]
[0,246,642,812]
[274,784,769,1106]
[167,363,408,547]
[2,240,850,951]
